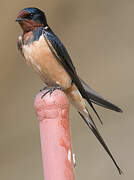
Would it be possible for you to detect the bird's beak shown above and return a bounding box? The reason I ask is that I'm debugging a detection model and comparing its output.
[15,17,25,22]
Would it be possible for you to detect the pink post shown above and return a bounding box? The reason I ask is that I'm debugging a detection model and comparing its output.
[34,89,75,180]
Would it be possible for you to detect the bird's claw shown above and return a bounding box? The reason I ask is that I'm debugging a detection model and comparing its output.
[41,85,63,99]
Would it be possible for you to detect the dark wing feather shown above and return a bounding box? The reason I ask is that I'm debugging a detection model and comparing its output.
[43,27,122,174]
[80,79,123,112]
[43,28,103,120]
[43,28,86,93]
[44,28,104,122]
[43,28,122,113]
[43,28,76,74]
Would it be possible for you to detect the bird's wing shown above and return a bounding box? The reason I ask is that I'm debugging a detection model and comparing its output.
[43,27,122,113]
[43,27,122,174]
[43,28,81,87]
[43,28,103,120]
[43,27,102,122]
[80,79,122,112]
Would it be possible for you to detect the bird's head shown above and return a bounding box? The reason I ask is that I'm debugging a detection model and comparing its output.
[16,7,47,33]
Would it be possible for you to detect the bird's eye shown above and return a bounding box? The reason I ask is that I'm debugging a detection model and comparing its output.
[29,13,34,18]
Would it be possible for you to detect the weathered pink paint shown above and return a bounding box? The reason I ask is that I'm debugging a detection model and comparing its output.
[34,89,75,180]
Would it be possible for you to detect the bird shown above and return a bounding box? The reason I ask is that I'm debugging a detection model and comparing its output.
[16,7,123,174]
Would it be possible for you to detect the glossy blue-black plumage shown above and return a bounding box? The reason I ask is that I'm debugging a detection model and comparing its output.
[44,27,76,73]
[22,27,44,45]
[23,7,47,25]
[44,28,86,94]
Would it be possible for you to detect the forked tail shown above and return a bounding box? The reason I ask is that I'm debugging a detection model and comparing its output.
[79,110,123,175]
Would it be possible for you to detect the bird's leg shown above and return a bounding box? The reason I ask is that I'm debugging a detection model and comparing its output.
[41,85,64,99]
[40,85,48,92]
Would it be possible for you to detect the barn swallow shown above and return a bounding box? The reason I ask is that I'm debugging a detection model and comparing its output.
[16,7,123,174]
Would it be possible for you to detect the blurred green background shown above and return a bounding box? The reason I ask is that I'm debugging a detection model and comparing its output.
[0,0,133,179]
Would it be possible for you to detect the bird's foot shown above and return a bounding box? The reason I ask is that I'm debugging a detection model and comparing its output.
[41,85,63,99]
